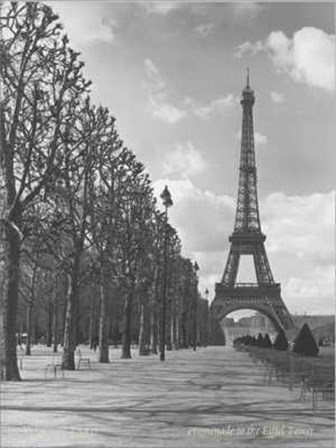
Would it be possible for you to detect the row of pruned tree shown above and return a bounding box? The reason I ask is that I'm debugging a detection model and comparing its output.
[0,3,214,381]
[233,333,272,349]
[233,324,320,357]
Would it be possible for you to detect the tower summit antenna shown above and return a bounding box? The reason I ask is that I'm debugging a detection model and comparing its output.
[246,67,250,88]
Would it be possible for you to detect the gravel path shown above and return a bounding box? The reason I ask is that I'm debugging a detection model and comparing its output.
[1,346,334,447]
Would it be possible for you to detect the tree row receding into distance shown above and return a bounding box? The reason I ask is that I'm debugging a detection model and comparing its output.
[0,3,219,381]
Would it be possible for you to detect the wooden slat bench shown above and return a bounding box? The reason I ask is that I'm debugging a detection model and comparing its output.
[44,357,64,378]
[76,348,91,370]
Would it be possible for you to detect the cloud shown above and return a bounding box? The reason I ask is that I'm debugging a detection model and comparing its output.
[144,2,182,15]
[283,264,335,315]
[147,98,186,124]
[237,130,268,147]
[153,178,235,252]
[145,57,237,125]
[52,4,117,47]
[144,58,165,92]
[270,91,285,103]
[261,191,334,312]
[262,191,334,266]
[285,267,334,302]
[153,178,235,298]
[195,23,215,38]
[144,58,186,124]
[152,180,334,312]
[235,27,335,91]
[163,142,208,179]
[232,2,263,21]
[185,95,235,120]
[268,28,335,91]
[234,40,264,58]
[255,132,268,145]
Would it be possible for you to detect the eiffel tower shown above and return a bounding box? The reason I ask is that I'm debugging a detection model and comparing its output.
[211,72,293,331]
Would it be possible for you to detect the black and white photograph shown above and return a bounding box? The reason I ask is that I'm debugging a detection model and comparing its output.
[0,1,335,447]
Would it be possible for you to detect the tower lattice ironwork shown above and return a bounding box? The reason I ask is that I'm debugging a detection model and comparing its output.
[211,73,293,331]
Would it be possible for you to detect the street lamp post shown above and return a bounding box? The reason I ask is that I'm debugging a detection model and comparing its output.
[159,185,173,361]
[205,288,209,346]
[192,261,199,351]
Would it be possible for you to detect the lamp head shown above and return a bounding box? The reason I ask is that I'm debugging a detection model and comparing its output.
[160,185,173,208]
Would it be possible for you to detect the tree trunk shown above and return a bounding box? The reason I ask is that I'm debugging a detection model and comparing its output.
[98,282,109,363]
[89,292,95,349]
[150,269,160,355]
[193,293,197,351]
[0,219,22,380]
[166,313,172,351]
[75,301,80,346]
[25,301,33,356]
[61,291,67,347]
[34,322,39,345]
[138,302,149,356]
[121,291,132,359]
[203,305,208,347]
[62,257,80,370]
[175,315,179,350]
[113,319,119,348]
[150,306,158,355]
[171,314,178,350]
[46,301,53,347]
[108,317,113,342]
[0,31,21,381]
[25,263,38,356]
[180,310,188,349]
[52,275,58,353]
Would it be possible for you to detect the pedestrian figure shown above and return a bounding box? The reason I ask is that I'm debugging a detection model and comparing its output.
[17,334,23,351]
[93,337,98,352]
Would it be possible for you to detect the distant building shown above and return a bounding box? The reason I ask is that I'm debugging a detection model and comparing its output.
[222,317,235,327]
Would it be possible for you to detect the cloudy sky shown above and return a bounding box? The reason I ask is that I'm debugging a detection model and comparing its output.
[50,1,335,316]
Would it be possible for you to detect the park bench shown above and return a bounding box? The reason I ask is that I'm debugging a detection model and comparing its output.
[76,348,91,370]
[18,354,24,370]
[44,356,64,379]
[299,374,334,411]
[17,345,25,370]
[299,376,312,402]
[311,379,334,411]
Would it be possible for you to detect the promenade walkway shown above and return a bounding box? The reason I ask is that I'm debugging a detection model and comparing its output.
[1,346,334,447]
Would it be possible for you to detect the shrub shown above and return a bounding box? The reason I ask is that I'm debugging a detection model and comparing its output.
[246,335,253,346]
[293,323,319,357]
[256,333,264,347]
[263,333,272,349]
[273,329,289,351]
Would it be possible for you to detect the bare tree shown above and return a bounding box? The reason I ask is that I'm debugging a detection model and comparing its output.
[149,210,165,354]
[113,151,157,359]
[59,100,104,370]
[19,255,38,356]
[88,107,123,363]
[0,4,204,381]
[0,3,89,380]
